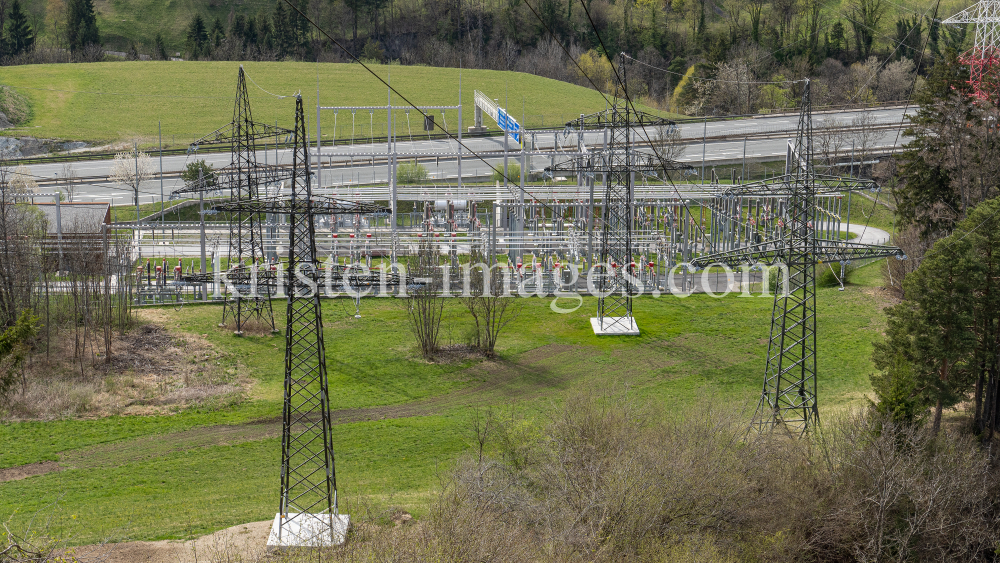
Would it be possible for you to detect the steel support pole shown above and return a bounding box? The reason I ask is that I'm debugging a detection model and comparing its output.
[200,169,207,302]
[134,141,142,263]
[55,195,63,273]
[159,121,164,234]
[701,117,707,184]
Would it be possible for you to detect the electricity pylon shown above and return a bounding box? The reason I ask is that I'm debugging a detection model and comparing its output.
[691,79,904,434]
[183,66,293,334]
[945,1,1000,101]
[547,59,688,335]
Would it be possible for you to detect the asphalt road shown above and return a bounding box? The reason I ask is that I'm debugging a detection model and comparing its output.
[25,106,914,207]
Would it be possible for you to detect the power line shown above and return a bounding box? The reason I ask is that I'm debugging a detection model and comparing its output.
[281,0,576,220]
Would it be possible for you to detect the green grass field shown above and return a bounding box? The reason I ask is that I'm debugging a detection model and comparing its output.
[0,61,678,145]
[0,262,892,544]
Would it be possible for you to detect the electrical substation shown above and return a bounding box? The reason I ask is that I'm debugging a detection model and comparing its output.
[90,59,910,545]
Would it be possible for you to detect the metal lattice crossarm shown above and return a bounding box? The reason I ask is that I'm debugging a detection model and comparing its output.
[171,164,295,196]
[565,107,678,129]
[211,197,389,216]
[690,239,904,269]
[180,266,409,289]
[188,122,294,151]
[545,151,692,174]
[718,174,879,197]
[181,265,277,288]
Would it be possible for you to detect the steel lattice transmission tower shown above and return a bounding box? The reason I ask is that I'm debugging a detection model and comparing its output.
[547,58,688,335]
[597,95,639,335]
[210,95,388,548]
[185,66,293,334]
[691,80,904,434]
[271,94,344,547]
[945,1,1000,101]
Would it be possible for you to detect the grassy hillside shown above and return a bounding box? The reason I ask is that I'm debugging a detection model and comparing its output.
[0,61,666,145]
[0,264,891,544]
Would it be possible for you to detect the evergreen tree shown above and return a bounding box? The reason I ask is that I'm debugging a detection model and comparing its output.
[876,234,976,433]
[210,17,224,48]
[962,198,1000,441]
[185,14,208,59]
[273,2,294,58]
[256,11,274,54]
[895,51,975,240]
[66,0,99,52]
[154,32,167,60]
[5,0,35,57]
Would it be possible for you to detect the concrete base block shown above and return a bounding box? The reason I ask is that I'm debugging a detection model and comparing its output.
[266,513,350,549]
[590,317,640,336]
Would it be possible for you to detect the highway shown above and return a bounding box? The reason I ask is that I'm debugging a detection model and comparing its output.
[22,106,914,208]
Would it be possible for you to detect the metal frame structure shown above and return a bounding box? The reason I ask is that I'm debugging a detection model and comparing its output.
[274,94,341,545]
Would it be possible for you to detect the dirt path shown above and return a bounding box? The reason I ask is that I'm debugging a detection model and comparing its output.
[6,342,674,481]
[67,520,272,563]
[0,461,61,482]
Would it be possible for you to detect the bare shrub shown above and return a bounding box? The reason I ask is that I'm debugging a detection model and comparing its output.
[815,117,848,171]
[405,239,444,359]
[809,412,1000,562]
[883,224,929,297]
[877,57,916,103]
[462,254,521,357]
[430,391,799,561]
[359,396,1000,563]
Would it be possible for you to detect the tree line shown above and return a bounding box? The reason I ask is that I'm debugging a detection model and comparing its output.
[0,0,975,113]
[872,53,1000,443]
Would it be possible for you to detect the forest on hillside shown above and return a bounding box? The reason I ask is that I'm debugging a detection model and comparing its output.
[0,0,975,114]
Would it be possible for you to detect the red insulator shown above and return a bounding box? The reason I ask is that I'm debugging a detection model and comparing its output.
[366,233,372,238]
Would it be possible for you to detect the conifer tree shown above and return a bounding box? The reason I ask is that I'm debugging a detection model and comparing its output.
[154,32,167,60]
[210,17,224,48]
[66,0,99,52]
[185,14,208,59]
[4,0,34,57]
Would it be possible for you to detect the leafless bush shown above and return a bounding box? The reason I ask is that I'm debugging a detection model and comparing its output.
[347,395,999,563]
[815,117,848,170]
[427,391,798,561]
[462,254,521,357]
[809,412,1000,562]
[883,224,929,298]
[72,43,105,63]
[877,58,917,103]
[405,239,444,359]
